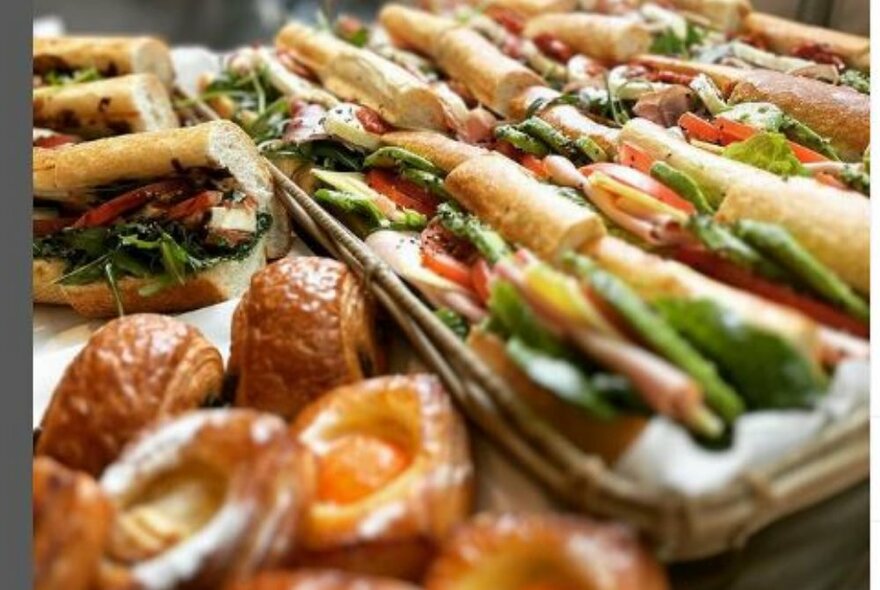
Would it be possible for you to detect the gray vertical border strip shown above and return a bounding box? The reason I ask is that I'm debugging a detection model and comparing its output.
[2,2,35,589]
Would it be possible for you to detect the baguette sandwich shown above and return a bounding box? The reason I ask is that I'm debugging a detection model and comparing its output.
[32,121,278,317]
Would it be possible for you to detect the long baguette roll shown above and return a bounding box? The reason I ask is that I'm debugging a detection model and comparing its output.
[33,36,174,88]
[633,55,748,95]
[585,237,821,359]
[729,70,870,162]
[744,12,870,71]
[509,86,620,156]
[523,14,653,63]
[378,4,456,58]
[484,0,579,17]
[276,22,450,132]
[381,131,489,173]
[33,74,178,138]
[649,0,751,34]
[445,154,605,261]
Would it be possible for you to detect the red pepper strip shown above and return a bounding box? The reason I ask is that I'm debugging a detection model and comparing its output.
[618,141,655,175]
[422,251,474,289]
[678,112,722,144]
[674,247,869,338]
[33,217,77,237]
[165,191,223,221]
[356,106,393,135]
[72,179,191,229]
[713,118,829,163]
[471,258,493,303]
[520,153,549,179]
[366,168,439,216]
[34,134,79,149]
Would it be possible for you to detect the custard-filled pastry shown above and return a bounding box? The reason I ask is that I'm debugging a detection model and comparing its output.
[424,513,670,590]
[99,409,314,590]
[290,374,473,581]
[33,457,113,590]
[36,314,224,476]
[226,570,421,590]
[230,257,383,420]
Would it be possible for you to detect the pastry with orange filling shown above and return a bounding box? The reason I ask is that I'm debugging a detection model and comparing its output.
[424,513,670,590]
[99,409,314,589]
[290,374,473,581]
[226,569,421,590]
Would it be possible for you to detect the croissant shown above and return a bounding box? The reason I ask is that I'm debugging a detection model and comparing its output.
[225,570,421,590]
[289,374,473,581]
[424,513,670,590]
[36,314,224,476]
[34,457,113,590]
[99,409,314,590]
[230,257,384,420]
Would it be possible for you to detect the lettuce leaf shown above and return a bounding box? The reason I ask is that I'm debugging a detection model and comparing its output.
[721,132,807,177]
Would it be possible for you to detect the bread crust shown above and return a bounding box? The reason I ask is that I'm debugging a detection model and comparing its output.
[33,73,178,138]
[444,154,605,261]
[32,258,68,305]
[378,4,456,58]
[468,330,646,464]
[663,0,751,34]
[33,457,113,590]
[381,131,488,173]
[230,257,384,420]
[524,14,653,63]
[33,35,174,88]
[36,314,224,475]
[227,570,421,590]
[485,0,578,17]
[633,55,747,95]
[744,12,870,71]
[730,70,870,162]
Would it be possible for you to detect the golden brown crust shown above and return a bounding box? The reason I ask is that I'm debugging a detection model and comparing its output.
[378,4,456,58]
[730,70,870,162]
[226,570,421,590]
[100,409,314,589]
[33,457,113,590]
[32,258,68,305]
[381,131,489,173]
[468,330,646,464]
[424,513,670,590]
[663,0,751,34]
[33,73,178,138]
[744,12,870,70]
[231,257,384,420]
[444,153,606,261]
[485,0,578,17]
[36,314,224,475]
[290,374,473,581]
[275,22,352,75]
[33,36,175,87]
[524,14,652,63]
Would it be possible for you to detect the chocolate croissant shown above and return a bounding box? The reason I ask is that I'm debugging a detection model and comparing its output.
[424,513,670,590]
[34,457,113,590]
[36,314,224,476]
[230,257,383,420]
[225,570,421,590]
[289,374,473,581]
[99,409,314,590]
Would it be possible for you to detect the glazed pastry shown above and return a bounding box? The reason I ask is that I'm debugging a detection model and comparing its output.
[33,457,113,590]
[36,314,224,476]
[225,570,420,590]
[290,374,473,581]
[424,513,670,590]
[100,409,313,590]
[230,257,383,420]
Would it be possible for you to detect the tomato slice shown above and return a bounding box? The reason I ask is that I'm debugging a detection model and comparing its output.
[356,106,393,135]
[366,168,438,216]
[422,251,474,289]
[678,112,721,144]
[580,162,696,214]
[532,33,574,63]
[33,133,79,149]
[33,217,76,237]
[165,190,223,221]
[618,141,655,175]
[471,258,493,303]
[520,153,549,179]
[72,179,191,228]
[674,247,869,338]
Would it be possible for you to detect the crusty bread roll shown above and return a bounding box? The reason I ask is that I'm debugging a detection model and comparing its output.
[744,12,870,71]
[585,237,821,360]
[33,73,178,138]
[633,55,747,95]
[651,0,751,34]
[226,570,421,590]
[378,4,456,58]
[100,409,314,589]
[276,22,450,132]
[445,154,606,261]
[509,86,620,156]
[290,375,473,581]
[33,36,174,88]
[468,330,646,464]
[230,257,384,420]
[381,131,489,173]
[424,513,670,590]
[36,314,224,475]
[32,258,67,305]
[729,70,870,162]
[523,14,653,63]
[484,0,579,17]
[33,457,113,590]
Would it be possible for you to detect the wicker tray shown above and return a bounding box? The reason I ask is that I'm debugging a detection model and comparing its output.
[188,98,869,561]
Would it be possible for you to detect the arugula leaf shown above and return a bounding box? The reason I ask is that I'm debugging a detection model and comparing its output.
[721,132,808,177]
[650,29,688,56]
[43,67,103,86]
[655,298,826,410]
